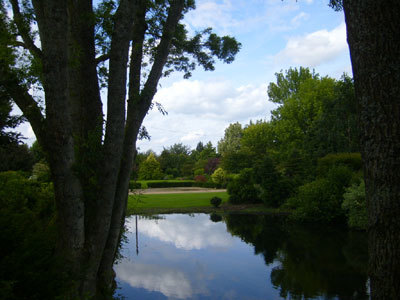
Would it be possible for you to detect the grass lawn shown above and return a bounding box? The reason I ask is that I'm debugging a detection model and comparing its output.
[126,191,290,215]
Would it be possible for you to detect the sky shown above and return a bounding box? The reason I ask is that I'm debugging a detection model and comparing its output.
[17,0,351,153]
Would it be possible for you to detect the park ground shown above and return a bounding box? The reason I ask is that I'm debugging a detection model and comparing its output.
[127,187,289,215]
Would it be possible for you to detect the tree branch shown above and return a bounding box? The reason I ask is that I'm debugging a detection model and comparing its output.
[0,63,45,145]
[141,0,185,104]
[95,53,110,64]
[10,0,43,60]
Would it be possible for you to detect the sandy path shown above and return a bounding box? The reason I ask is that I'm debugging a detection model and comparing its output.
[129,187,227,195]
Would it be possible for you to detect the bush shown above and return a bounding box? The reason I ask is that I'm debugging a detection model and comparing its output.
[288,165,353,223]
[31,162,51,182]
[193,168,204,176]
[317,152,362,177]
[210,196,222,208]
[227,168,260,204]
[211,167,226,186]
[145,180,194,188]
[129,181,142,190]
[342,180,367,230]
[194,175,207,182]
[0,171,70,299]
[192,181,220,188]
[253,155,289,207]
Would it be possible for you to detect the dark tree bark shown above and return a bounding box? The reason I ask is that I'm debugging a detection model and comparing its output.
[343,1,400,298]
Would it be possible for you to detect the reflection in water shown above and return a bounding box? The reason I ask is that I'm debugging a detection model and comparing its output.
[115,260,193,299]
[125,214,235,250]
[116,214,369,299]
[225,215,369,300]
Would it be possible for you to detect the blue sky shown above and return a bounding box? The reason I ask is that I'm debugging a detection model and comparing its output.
[18,0,351,153]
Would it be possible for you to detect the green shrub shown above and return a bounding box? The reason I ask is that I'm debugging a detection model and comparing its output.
[211,167,226,186]
[253,155,290,207]
[227,168,260,204]
[288,165,353,223]
[31,162,51,182]
[317,152,362,177]
[193,181,220,188]
[145,180,194,188]
[129,181,142,190]
[210,196,222,208]
[193,168,204,176]
[0,171,70,299]
[342,180,367,230]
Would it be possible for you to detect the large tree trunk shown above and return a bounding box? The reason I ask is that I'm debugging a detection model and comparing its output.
[343,1,400,298]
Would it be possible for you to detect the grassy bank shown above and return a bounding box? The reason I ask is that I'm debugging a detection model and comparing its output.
[126,191,289,215]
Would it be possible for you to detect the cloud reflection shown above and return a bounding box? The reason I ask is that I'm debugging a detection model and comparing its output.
[115,260,193,299]
[126,214,235,250]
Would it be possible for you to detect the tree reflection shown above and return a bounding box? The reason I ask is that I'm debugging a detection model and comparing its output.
[224,215,369,299]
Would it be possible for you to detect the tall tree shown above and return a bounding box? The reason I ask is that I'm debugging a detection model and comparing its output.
[330,1,400,298]
[0,0,240,298]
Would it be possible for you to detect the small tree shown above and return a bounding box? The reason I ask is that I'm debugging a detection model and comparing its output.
[211,167,226,186]
[138,153,163,180]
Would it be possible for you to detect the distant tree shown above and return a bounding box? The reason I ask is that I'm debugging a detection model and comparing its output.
[217,122,243,156]
[204,157,220,175]
[138,152,163,180]
[199,141,217,160]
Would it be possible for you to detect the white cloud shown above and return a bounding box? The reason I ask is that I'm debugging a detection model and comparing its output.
[274,22,348,67]
[126,214,234,250]
[291,12,309,27]
[137,79,276,152]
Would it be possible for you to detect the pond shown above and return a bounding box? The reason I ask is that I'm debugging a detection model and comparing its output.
[114,214,369,299]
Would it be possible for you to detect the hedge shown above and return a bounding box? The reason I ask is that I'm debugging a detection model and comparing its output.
[128,180,222,189]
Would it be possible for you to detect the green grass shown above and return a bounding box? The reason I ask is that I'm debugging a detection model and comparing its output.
[127,192,228,214]
[126,191,290,215]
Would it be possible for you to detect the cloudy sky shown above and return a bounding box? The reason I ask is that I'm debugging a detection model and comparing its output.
[18,0,351,153]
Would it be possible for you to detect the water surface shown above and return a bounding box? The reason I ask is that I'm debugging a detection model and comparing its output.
[115,214,369,299]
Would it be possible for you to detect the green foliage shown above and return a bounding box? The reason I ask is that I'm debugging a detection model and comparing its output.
[288,166,353,223]
[145,180,193,188]
[0,171,70,299]
[227,168,260,204]
[193,168,204,176]
[221,147,254,173]
[210,196,222,208]
[31,162,51,182]
[317,152,362,177]
[217,122,243,156]
[253,155,290,207]
[211,167,226,186]
[342,180,367,230]
[128,181,142,190]
[138,152,163,180]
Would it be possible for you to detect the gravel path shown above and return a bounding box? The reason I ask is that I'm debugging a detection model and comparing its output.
[129,187,227,195]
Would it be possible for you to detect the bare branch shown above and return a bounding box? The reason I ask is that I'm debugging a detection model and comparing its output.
[10,0,43,60]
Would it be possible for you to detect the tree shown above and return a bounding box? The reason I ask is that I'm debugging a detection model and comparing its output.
[217,122,243,156]
[0,1,240,298]
[138,152,163,180]
[330,1,400,298]
[0,74,33,172]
